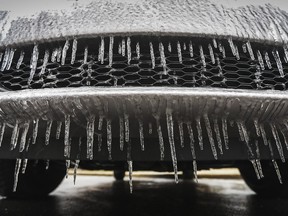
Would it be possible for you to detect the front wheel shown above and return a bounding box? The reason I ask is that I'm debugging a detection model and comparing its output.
[238,160,288,197]
[0,159,66,198]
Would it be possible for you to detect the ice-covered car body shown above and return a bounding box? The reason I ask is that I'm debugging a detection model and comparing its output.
[0,0,288,196]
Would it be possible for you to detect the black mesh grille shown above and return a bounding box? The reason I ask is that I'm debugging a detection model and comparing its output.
[0,36,287,91]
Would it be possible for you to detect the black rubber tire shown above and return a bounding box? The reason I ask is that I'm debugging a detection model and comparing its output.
[182,170,194,180]
[113,170,125,181]
[0,159,66,198]
[238,160,288,197]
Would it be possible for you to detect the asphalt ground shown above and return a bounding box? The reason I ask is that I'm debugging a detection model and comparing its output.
[0,169,288,216]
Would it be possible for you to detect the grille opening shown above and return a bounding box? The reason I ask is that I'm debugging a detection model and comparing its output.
[0,36,288,91]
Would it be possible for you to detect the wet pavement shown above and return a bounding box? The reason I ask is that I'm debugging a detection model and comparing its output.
[1,174,288,216]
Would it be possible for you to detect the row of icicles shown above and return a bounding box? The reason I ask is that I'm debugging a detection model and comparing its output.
[6,108,288,194]
[0,36,287,87]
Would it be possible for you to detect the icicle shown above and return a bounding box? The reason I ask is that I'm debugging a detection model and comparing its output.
[264,52,272,69]
[273,159,283,184]
[236,121,249,145]
[213,118,223,154]
[86,115,95,160]
[10,120,19,150]
[187,123,198,182]
[149,42,155,69]
[45,160,50,170]
[118,42,121,54]
[179,121,184,148]
[83,46,88,64]
[136,42,140,59]
[195,117,204,150]
[19,121,30,152]
[166,108,178,183]
[64,115,71,158]
[0,123,5,147]
[107,119,112,160]
[199,45,206,68]
[177,41,182,64]
[222,117,229,150]
[74,160,80,185]
[149,122,153,134]
[109,36,114,67]
[98,115,104,131]
[189,41,193,57]
[119,117,124,151]
[25,138,31,152]
[16,51,25,69]
[242,43,247,53]
[246,41,255,60]
[57,46,62,62]
[51,48,57,62]
[61,40,70,65]
[45,120,53,146]
[216,56,223,77]
[213,38,217,48]
[28,44,39,85]
[127,37,131,65]
[0,52,2,64]
[6,48,15,70]
[13,159,22,192]
[280,127,288,150]
[159,42,167,74]
[99,37,105,64]
[168,42,172,52]
[56,121,62,139]
[268,141,282,184]
[39,50,49,76]
[228,37,236,56]
[255,141,264,178]
[208,44,215,64]
[155,118,164,160]
[270,123,285,163]
[21,159,28,174]
[253,119,261,137]
[284,45,288,63]
[32,119,39,144]
[71,38,77,65]
[250,159,261,180]
[235,45,240,60]
[66,160,71,178]
[257,50,265,70]
[203,114,217,160]
[259,124,268,146]
[124,113,130,143]
[96,134,102,153]
[128,160,133,194]
[183,43,187,50]
[121,38,126,57]
[136,119,144,151]
[219,43,226,58]
[272,50,284,77]
[1,48,10,71]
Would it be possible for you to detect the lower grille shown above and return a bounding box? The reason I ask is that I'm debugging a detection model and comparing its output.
[0,36,287,91]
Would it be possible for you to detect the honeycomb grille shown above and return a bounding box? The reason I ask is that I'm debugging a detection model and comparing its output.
[0,36,287,91]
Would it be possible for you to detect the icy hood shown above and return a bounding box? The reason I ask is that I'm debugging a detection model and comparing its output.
[0,0,288,48]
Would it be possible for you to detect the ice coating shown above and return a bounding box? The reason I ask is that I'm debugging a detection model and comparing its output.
[1,0,288,48]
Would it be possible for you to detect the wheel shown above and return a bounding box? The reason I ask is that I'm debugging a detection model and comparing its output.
[182,170,194,180]
[113,170,125,181]
[238,160,288,197]
[0,159,66,198]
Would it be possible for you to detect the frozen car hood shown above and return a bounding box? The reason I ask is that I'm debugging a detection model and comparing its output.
[0,0,288,48]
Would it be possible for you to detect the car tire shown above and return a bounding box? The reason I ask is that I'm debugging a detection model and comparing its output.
[0,159,66,198]
[113,170,125,181]
[238,160,288,197]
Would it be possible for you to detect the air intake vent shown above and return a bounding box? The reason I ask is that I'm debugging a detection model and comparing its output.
[0,36,287,91]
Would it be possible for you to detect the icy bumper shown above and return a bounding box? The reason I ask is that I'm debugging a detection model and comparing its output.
[0,87,287,161]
